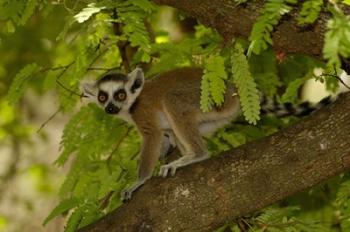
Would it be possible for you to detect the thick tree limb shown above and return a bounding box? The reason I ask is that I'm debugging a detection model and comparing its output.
[79,92,350,232]
[153,0,349,58]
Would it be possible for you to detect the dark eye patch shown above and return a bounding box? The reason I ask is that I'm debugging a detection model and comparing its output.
[131,78,143,93]
[114,89,127,101]
[98,90,108,103]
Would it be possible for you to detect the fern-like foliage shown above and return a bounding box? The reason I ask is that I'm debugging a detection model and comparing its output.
[297,0,324,25]
[54,16,109,111]
[336,178,350,206]
[0,0,42,33]
[20,0,39,25]
[149,39,196,75]
[114,0,156,62]
[255,206,331,231]
[255,206,300,225]
[43,197,79,226]
[74,3,106,23]
[46,104,140,229]
[200,75,213,113]
[6,63,40,104]
[231,42,260,125]
[323,7,350,69]
[200,55,227,112]
[334,175,350,231]
[281,73,312,103]
[149,25,221,75]
[248,0,297,55]
[249,48,281,97]
[208,121,282,156]
[64,207,83,232]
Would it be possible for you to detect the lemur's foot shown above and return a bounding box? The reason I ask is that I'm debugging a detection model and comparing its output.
[159,154,209,178]
[120,179,146,201]
[159,162,179,177]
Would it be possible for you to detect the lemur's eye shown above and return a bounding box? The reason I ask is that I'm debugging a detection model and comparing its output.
[98,91,108,103]
[114,90,127,101]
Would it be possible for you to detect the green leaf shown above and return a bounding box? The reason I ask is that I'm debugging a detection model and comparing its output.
[323,8,350,69]
[200,74,213,112]
[249,48,280,97]
[6,63,39,104]
[115,1,153,55]
[218,131,246,147]
[74,3,105,23]
[231,43,260,125]
[200,55,227,112]
[20,0,38,25]
[281,74,311,103]
[130,0,156,13]
[64,208,83,232]
[297,0,323,25]
[248,0,297,55]
[43,197,79,226]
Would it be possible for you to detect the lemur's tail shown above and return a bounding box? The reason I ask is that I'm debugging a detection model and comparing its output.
[260,95,336,117]
[260,69,350,117]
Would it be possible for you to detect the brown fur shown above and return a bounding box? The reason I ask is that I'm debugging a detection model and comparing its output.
[130,67,240,184]
[83,67,240,199]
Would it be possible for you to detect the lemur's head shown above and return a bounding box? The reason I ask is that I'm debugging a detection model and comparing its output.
[81,67,144,114]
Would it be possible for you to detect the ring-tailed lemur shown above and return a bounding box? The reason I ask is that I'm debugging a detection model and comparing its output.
[81,67,348,200]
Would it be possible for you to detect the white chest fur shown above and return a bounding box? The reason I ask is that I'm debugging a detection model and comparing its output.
[117,109,135,125]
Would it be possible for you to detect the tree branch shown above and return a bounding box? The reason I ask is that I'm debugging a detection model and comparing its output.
[79,91,350,232]
[152,0,349,58]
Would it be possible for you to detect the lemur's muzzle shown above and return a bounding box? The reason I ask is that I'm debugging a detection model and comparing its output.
[105,103,120,114]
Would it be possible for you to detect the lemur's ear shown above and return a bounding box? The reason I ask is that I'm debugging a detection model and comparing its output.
[127,67,144,94]
[81,81,98,99]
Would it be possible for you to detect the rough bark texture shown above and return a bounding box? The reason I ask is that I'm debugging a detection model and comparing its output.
[80,92,350,232]
[79,1,350,231]
[153,0,349,58]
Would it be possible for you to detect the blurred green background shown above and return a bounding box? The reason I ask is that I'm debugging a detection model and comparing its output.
[0,4,69,232]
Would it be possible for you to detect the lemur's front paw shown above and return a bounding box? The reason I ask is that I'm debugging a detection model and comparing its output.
[159,163,178,178]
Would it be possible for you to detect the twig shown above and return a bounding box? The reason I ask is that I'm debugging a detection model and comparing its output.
[237,219,249,232]
[114,25,131,73]
[56,62,75,80]
[320,67,350,90]
[98,169,127,210]
[237,218,254,232]
[36,108,62,133]
[99,190,116,210]
[106,126,133,164]
[131,150,140,160]
[56,80,85,98]
[87,67,120,71]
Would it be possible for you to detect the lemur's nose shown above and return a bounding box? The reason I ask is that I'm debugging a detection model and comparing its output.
[105,103,120,114]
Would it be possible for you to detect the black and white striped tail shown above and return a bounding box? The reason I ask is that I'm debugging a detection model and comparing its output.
[260,96,335,117]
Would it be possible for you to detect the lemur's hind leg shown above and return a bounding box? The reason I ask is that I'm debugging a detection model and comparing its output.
[159,130,177,159]
[121,129,163,200]
[159,94,209,177]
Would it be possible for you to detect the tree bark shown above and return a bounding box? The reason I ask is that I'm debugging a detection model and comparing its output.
[79,91,350,232]
[79,1,350,231]
[153,0,349,59]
